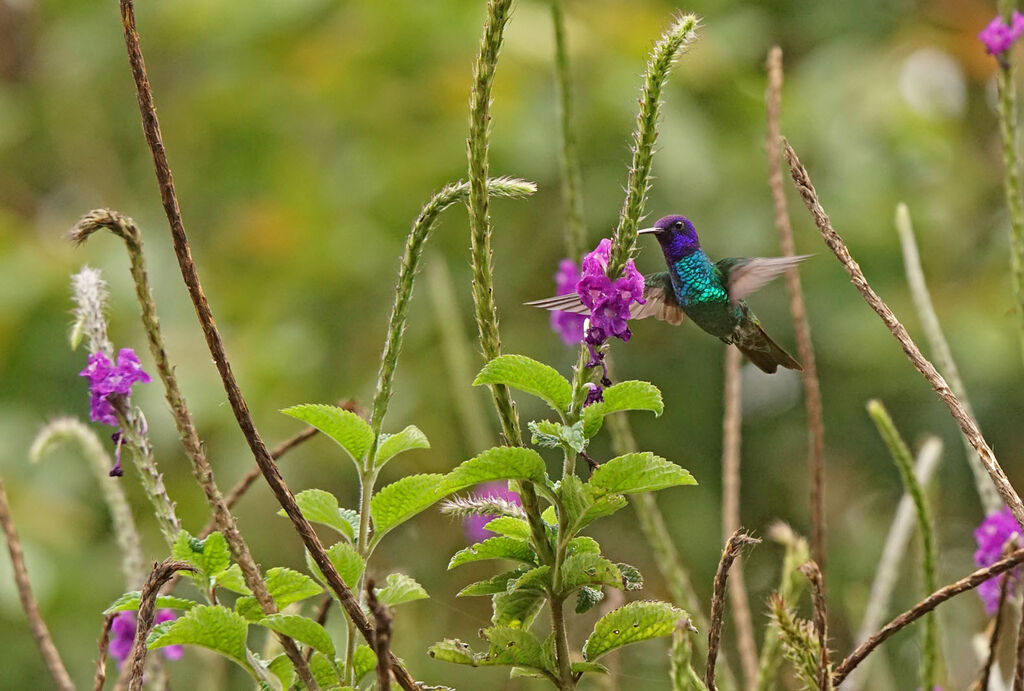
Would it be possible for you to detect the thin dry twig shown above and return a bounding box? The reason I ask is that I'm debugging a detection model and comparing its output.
[0,476,75,691]
[721,347,758,690]
[833,547,1024,685]
[977,571,1012,691]
[368,579,393,691]
[767,47,826,574]
[707,531,761,691]
[116,3,418,688]
[800,561,830,690]
[1015,593,1024,688]
[94,614,115,691]
[124,559,195,691]
[783,139,1024,529]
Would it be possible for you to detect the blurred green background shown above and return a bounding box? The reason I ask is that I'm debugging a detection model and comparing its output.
[0,0,1021,688]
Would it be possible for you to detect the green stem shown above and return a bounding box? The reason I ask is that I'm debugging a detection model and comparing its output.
[113,405,181,547]
[550,0,586,261]
[756,523,809,691]
[550,595,574,690]
[866,400,939,690]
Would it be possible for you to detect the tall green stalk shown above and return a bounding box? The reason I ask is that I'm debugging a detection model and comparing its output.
[551,0,586,261]
[866,400,939,690]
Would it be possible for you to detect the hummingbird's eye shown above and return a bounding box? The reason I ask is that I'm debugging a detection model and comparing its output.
[673,221,683,230]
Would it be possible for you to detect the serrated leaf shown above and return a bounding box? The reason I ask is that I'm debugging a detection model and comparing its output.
[577,494,628,530]
[528,420,585,454]
[457,568,530,597]
[508,566,550,592]
[560,553,623,592]
[473,354,572,414]
[352,644,378,683]
[582,381,664,437]
[370,474,445,546]
[483,516,531,539]
[374,425,430,467]
[575,586,604,614]
[266,654,295,690]
[306,543,365,591]
[428,639,482,666]
[258,614,335,657]
[236,567,324,621]
[483,626,553,673]
[308,651,341,687]
[249,650,284,691]
[376,573,429,606]
[215,564,252,595]
[582,600,685,661]
[281,403,374,465]
[104,592,199,615]
[449,537,537,569]
[566,536,601,556]
[572,661,609,675]
[589,452,696,496]
[279,489,357,540]
[147,605,251,671]
[617,563,643,591]
[441,447,548,495]
[172,530,232,582]
[558,475,590,531]
[492,589,545,628]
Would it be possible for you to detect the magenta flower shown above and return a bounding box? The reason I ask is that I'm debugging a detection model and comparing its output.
[463,482,522,543]
[979,12,1024,58]
[550,260,586,346]
[974,507,1022,614]
[79,348,151,476]
[109,610,183,667]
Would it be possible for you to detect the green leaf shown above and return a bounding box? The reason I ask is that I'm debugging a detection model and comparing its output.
[374,425,430,467]
[306,542,365,591]
[566,536,601,556]
[589,452,696,496]
[457,568,530,597]
[266,653,295,690]
[279,489,357,540]
[529,420,585,454]
[575,586,604,614]
[441,447,548,495]
[281,403,374,465]
[541,505,557,525]
[215,564,252,595]
[617,563,643,591]
[572,661,609,676]
[376,573,429,606]
[582,380,664,437]
[508,566,551,592]
[428,639,482,666]
[236,567,324,621]
[473,354,572,414]
[560,553,623,592]
[258,614,335,657]
[370,473,445,546]
[492,589,545,628]
[449,537,537,569]
[352,644,378,683]
[576,494,628,530]
[104,592,199,615]
[483,516,531,539]
[308,651,341,688]
[483,626,554,673]
[582,600,685,661]
[147,605,251,671]
[172,530,232,583]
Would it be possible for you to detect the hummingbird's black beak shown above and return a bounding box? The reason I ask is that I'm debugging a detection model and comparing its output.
[637,226,660,235]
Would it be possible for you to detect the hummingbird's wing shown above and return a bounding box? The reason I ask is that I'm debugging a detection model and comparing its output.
[524,272,685,325]
[716,255,812,304]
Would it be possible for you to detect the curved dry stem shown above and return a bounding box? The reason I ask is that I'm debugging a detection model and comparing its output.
[706,531,760,691]
[799,561,831,690]
[124,559,195,691]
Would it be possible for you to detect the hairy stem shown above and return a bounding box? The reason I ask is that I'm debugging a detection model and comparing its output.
[799,561,832,690]
[124,560,196,691]
[707,531,760,691]
[756,523,810,691]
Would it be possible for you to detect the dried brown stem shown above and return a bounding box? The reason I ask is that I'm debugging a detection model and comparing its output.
[767,48,826,574]
[800,561,831,690]
[116,3,418,688]
[1015,594,1024,687]
[783,139,1024,529]
[94,614,115,691]
[0,476,75,691]
[124,559,195,691]
[721,347,758,690]
[707,531,761,691]
[368,579,393,691]
[833,547,1024,685]
[977,572,1012,691]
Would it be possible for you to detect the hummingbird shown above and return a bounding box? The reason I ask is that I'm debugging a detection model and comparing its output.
[528,215,808,373]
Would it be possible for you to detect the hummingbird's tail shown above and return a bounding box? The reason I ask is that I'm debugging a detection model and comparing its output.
[735,324,802,374]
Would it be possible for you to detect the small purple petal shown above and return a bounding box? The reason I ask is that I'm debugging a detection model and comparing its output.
[550,260,586,346]
[109,612,136,664]
[973,507,1023,614]
[980,12,1024,56]
[155,610,183,660]
[583,382,603,406]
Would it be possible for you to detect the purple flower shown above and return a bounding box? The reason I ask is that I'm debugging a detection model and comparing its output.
[979,12,1024,57]
[109,610,182,667]
[974,507,1022,614]
[463,482,522,543]
[79,349,150,475]
[550,260,586,346]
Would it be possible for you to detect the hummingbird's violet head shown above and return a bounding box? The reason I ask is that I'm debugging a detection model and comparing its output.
[640,215,700,262]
